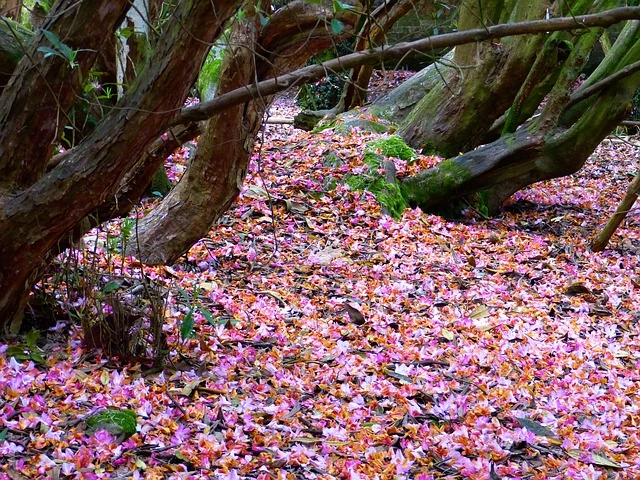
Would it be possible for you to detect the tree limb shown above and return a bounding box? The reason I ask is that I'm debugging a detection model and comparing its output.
[177,6,640,124]
[567,58,640,108]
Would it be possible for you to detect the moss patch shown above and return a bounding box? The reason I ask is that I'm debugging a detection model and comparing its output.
[86,408,138,438]
[366,135,416,161]
[334,118,390,135]
[345,140,418,218]
[399,158,472,213]
[345,171,408,219]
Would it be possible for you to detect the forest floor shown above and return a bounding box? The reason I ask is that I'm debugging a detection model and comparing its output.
[2,72,640,479]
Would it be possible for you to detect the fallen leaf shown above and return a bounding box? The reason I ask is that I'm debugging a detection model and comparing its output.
[565,283,592,296]
[566,449,622,469]
[441,329,455,341]
[515,417,558,439]
[469,305,490,319]
[344,303,365,325]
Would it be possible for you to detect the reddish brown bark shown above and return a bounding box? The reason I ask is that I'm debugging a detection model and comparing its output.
[0,1,130,190]
[1,0,22,21]
[0,0,242,331]
[134,0,363,264]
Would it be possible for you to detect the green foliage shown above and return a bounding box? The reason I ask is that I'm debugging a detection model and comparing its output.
[38,30,82,69]
[297,74,346,111]
[86,408,138,438]
[469,189,490,219]
[106,217,136,256]
[176,285,223,341]
[6,329,45,365]
[147,167,173,198]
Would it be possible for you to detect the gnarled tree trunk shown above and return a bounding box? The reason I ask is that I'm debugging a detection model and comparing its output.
[397,0,583,157]
[0,0,242,332]
[399,16,640,215]
[134,0,363,264]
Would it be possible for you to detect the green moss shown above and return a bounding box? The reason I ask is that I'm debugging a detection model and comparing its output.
[345,151,407,218]
[346,173,408,219]
[312,117,338,133]
[400,158,472,210]
[366,135,416,161]
[197,48,223,102]
[86,408,137,438]
[362,151,380,167]
[334,118,390,134]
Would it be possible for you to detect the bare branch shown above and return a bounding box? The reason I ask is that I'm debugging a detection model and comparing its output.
[177,6,640,125]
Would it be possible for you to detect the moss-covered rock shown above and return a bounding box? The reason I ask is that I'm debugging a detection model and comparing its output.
[366,135,416,161]
[342,135,420,218]
[86,408,138,438]
[345,169,408,219]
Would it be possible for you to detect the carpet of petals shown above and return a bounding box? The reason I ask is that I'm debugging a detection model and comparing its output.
[2,74,640,479]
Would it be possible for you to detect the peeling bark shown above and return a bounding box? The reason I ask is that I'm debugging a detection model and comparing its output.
[134,0,363,264]
[0,1,130,190]
[0,0,241,331]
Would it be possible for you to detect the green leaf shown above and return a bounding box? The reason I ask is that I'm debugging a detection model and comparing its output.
[37,46,62,59]
[566,449,622,469]
[0,428,7,442]
[333,0,355,12]
[103,281,120,294]
[180,311,195,340]
[25,330,40,349]
[6,345,29,361]
[42,30,62,49]
[200,308,215,325]
[330,18,345,35]
[29,351,46,365]
[118,27,134,40]
[177,287,191,303]
[86,409,138,438]
[515,417,557,438]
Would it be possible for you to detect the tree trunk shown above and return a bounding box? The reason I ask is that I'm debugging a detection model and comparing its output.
[591,170,640,252]
[399,19,640,215]
[0,1,131,190]
[134,10,264,264]
[1,0,22,21]
[342,0,449,111]
[135,0,363,264]
[399,1,566,156]
[0,16,30,94]
[0,0,242,332]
